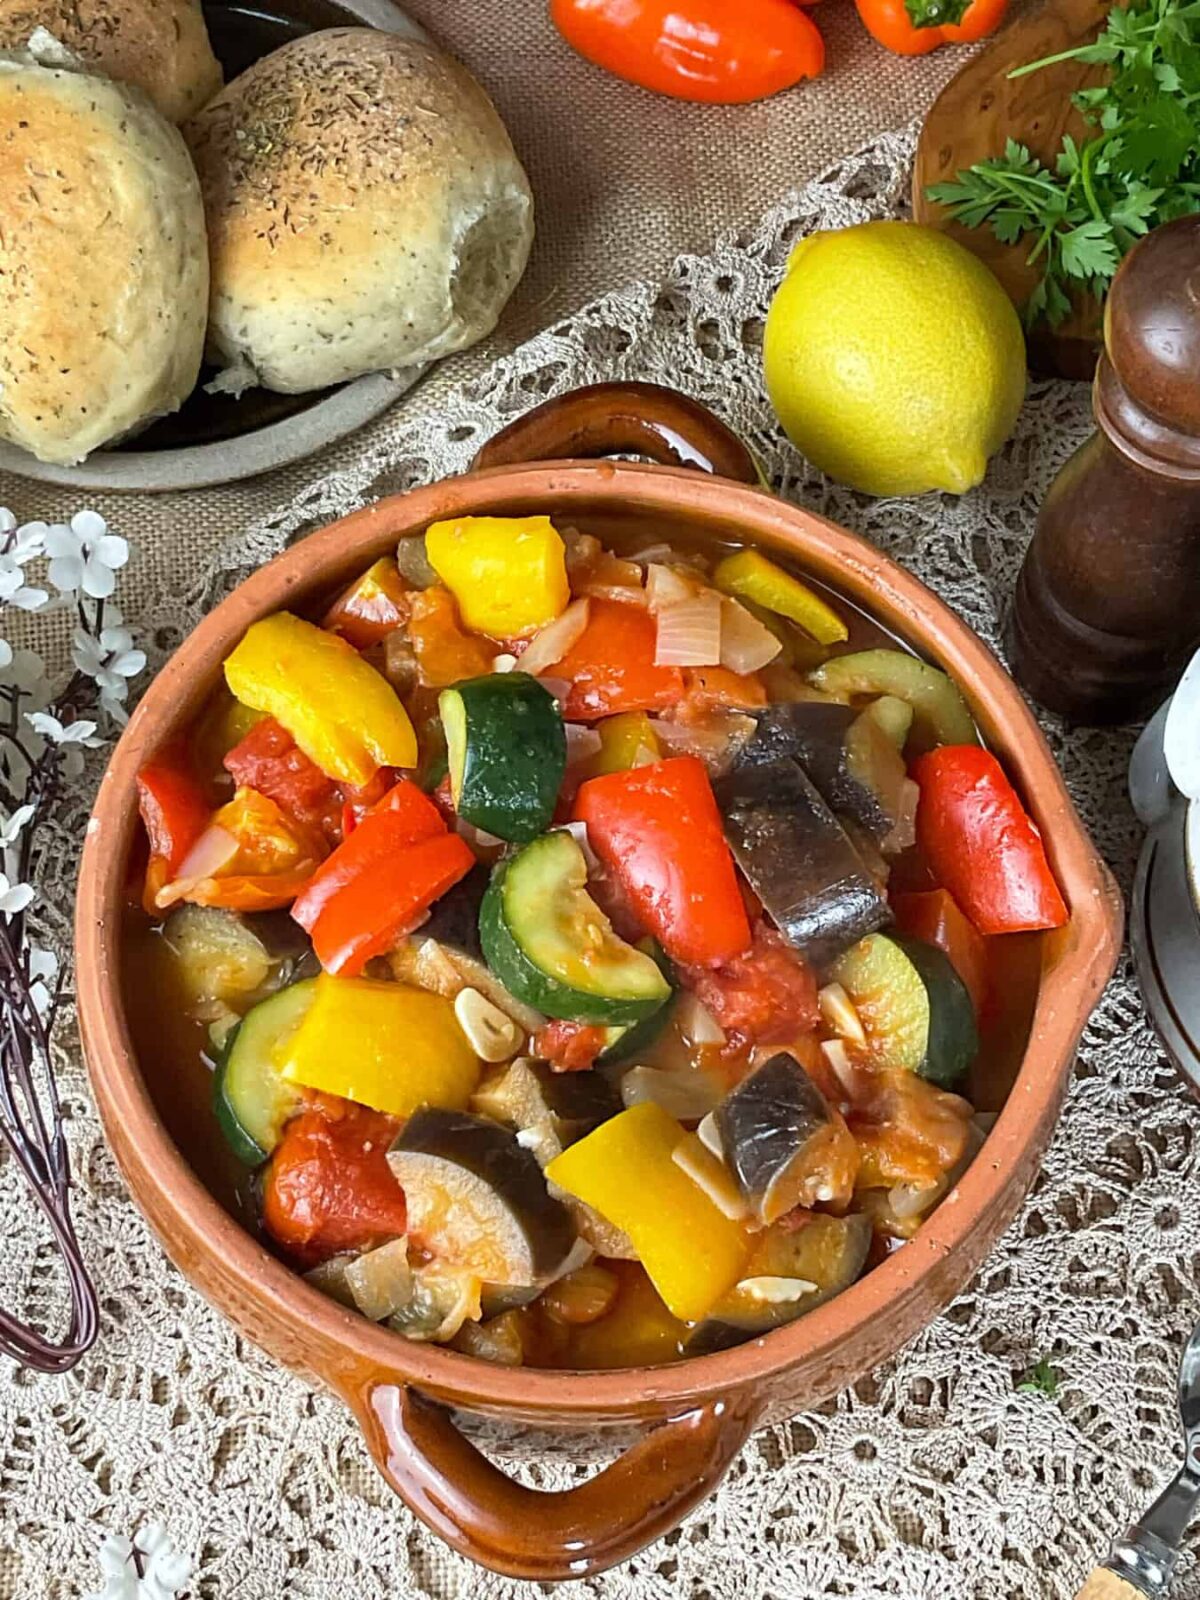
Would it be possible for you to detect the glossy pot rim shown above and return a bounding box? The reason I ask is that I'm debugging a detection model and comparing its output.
[76,459,1122,1418]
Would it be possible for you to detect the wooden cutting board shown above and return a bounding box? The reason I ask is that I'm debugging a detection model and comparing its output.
[912,0,1113,377]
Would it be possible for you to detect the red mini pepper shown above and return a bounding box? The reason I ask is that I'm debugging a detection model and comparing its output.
[322,556,410,648]
[551,0,825,103]
[224,716,341,842]
[135,747,211,912]
[854,0,1007,56]
[262,1101,408,1266]
[292,778,474,975]
[555,598,683,722]
[574,755,751,966]
[913,746,1068,935]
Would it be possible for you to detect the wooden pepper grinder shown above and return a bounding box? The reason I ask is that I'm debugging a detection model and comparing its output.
[1009,215,1200,723]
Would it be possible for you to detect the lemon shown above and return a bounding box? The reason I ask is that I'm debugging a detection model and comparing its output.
[763,221,1027,497]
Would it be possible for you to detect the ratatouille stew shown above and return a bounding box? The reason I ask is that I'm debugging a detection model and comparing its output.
[125,517,1068,1367]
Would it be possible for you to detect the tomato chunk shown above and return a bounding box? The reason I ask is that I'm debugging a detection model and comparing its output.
[224,716,341,842]
[262,1102,407,1266]
[534,1020,609,1072]
[556,599,683,721]
[681,922,818,1050]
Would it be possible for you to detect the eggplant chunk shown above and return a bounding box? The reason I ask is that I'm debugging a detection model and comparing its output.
[388,1109,576,1288]
[471,1058,621,1168]
[687,1212,872,1353]
[419,862,491,959]
[715,758,891,968]
[714,1051,859,1224]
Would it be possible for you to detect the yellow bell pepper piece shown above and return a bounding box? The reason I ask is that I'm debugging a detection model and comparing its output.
[546,1102,749,1321]
[224,612,417,786]
[280,975,480,1118]
[584,711,662,779]
[424,516,569,639]
[714,549,848,645]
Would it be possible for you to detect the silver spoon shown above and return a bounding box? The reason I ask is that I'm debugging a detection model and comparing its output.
[1076,1320,1200,1597]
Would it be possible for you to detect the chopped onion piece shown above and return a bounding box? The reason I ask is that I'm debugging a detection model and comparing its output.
[457,818,506,851]
[696,1111,724,1160]
[654,711,756,777]
[564,723,603,766]
[646,563,701,614]
[537,676,571,708]
[561,820,600,872]
[677,989,726,1047]
[345,1238,413,1322]
[736,1275,819,1304]
[882,777,920,856]
[304,1254,357,1308]
[818,982,867,1048]
[620,1064,724,1121]
[177,824,239,882]
[888,1181,944,1221]
[719,597,782,675]
[397,536,437,588]
[656,592,723,667]
[519,598,590,677]
[672,1137,748,1220]
[820,1037,861,1096]
[491,653,518,673]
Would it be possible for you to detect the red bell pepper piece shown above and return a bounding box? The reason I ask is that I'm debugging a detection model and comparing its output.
[322,556,410,648]
[136,747,211,912]
[891,888,989,1016]
[680,922,818,1050]
[223,716,341,842]
[913,746,1068,936]
[555,598,683,722]
[262,1101,407,1266]
[574,755,751,966]
[292,779,473,975]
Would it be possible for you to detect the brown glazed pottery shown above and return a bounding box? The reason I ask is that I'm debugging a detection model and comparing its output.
[76,383,1122,1581]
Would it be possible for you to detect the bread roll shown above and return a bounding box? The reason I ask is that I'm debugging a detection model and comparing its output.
[186,29,534,396]
[0,42,209,465]
[0,0,221,122]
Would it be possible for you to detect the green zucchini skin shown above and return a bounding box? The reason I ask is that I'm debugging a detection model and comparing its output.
[895,935,978,1087]
[439,672,565,843]
[598,942,675,1063]
[213,979,316,1165]
[479,832,670,1026]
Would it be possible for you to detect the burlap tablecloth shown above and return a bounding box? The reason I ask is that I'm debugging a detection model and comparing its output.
[0,0,995,587]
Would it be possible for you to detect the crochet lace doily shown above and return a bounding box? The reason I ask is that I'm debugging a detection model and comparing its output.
[4,124,1195,1600]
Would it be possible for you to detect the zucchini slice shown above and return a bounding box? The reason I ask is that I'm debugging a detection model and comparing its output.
[440,672,566,843]
[387,1108,576,1288]
[809,649,976,749]
[715,758,891,969]
[479,830,671,1025]
[213,979,316,1165]
[829,932,978,1086]
[598,940,675,1063]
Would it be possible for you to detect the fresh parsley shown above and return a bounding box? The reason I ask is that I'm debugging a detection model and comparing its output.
[926,0,1200,327]
[1017,1356,1060,1397]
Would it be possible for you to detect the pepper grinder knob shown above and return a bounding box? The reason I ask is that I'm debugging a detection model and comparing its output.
[1009,217,1200,724]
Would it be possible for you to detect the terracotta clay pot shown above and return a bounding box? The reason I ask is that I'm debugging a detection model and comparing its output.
[76,383,1122,1581]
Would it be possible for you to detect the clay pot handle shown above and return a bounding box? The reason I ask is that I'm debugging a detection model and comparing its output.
[473,382,762,486]
[1073,1570,1146,1599]
[352,1381,759,1580]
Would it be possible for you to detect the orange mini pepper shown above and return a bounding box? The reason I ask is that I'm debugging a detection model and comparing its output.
[854,0,1008,56]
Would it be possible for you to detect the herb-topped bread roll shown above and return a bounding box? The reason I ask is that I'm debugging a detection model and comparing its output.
[185,28,534,396]
[0,0,221,121]
[0,41,208,465]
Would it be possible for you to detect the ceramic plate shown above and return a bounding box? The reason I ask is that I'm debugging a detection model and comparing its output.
[0,0,430,493]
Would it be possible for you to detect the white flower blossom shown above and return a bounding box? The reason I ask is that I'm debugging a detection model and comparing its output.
[26,712,104,747]
[44,511,129,599]
[0,804,35,846]
[72,624,146,699]
[87,1524,192,1600]
[0,646,48,693]
[0,558,48,611]
[28,945,57,1018]
[0,872,34,915]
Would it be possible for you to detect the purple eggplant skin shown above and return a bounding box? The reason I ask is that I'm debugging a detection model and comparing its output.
[715,757,891,969]
[737,702,891,840]
[388,1109,576,1283]
[713,1049,841,1224]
